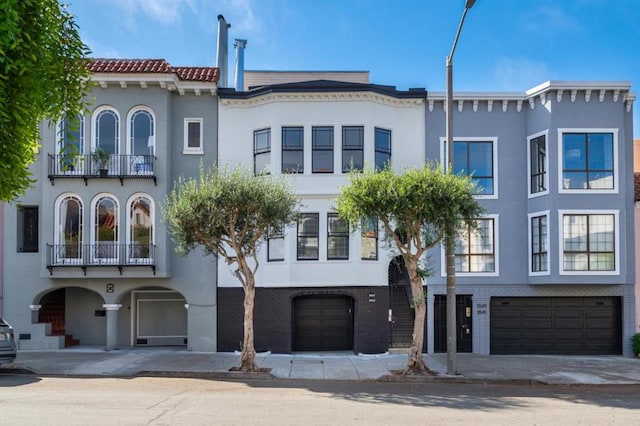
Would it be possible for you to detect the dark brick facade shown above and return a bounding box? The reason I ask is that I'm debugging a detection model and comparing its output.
[217,286,390,354]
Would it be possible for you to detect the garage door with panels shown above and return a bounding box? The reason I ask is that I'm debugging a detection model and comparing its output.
[292,295,354,351]
[490,297,621,355]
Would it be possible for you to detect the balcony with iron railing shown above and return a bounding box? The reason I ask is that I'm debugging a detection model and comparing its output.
[47,153,157,185]
[46,243,156,275]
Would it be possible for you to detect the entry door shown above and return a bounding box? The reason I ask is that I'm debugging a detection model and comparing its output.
[434,295,473,352]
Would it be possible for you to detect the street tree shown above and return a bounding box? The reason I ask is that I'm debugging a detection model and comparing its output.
[164,166,298,371]
[336,164,482,375]
[0,0,90,201]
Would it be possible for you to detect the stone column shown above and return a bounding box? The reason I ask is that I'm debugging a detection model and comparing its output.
[29,304,41,324]
[103,304,122,350]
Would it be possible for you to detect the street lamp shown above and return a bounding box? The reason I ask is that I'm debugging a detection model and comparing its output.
[445,0,476,375]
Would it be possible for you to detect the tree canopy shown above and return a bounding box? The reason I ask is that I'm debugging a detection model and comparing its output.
[336,164,482,374]
[0,0,90,201]
[163,166,299,371]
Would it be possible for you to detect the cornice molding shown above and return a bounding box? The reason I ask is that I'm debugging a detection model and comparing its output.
[91,73,217,95]
[220,91,425,108]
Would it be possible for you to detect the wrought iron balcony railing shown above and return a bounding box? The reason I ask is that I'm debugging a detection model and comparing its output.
[46,243,156,275]
[47,153,157,185]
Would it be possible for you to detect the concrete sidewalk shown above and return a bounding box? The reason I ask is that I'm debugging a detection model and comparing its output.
[3,347,640,385]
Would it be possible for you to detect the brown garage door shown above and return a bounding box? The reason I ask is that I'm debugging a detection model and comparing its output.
[293,295,353,351]
[490,297,621,355]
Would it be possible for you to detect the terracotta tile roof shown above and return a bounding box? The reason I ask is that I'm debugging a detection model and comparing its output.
[88,59,219,82]
[635,173,640,202]
[174,66,220,82]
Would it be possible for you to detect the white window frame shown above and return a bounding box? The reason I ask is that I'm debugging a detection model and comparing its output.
[91,105,120,154]
[53,193,84,265]
[440,137,499,199]
[440,214,499,277]
[90,193,120,264]
[56,113,86,175]
[558,209,619,276]
[527,130,549,198]
[183,118,203,155]
[557,128,618,194]
[125,193,155,264]
[528,210,550,276]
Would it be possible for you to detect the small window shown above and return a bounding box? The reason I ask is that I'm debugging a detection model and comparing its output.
[530,214,548,273]
[183,118,203,154]
[455,218,495,273]
[342,126,364,172]
[360,217,378,260]
[529,134,546,195]
[17,206,38,253]
[267,225,285,262]
[374,128,391,171]
[297,213,319,260]
[282,127,304,173]
[327,213,349,260]
[254,128,271,175]
[312,126,334,173]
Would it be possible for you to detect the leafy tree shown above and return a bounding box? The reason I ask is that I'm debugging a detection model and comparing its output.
[164,166,298,371]
[336,164,482,375]
[0,0,90,201]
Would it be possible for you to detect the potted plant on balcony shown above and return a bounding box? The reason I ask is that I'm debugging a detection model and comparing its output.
[92,147,110,176]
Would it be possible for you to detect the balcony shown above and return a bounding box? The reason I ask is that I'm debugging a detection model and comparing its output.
[46,243,156,275]
[47,153,157,185]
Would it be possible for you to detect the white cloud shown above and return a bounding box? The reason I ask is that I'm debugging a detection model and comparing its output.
[492,57,551,91]
[522,5,582,34]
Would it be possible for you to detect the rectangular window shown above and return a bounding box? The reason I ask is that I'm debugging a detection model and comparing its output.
[17,206,38,253]
[312,126,334,173]
[562,213,615,271]
[530,134,546,194]
[360,217,378,260]
[282,127,304,173]
[374,128,391,170]
[455,218,495,273]
[453,141,494,195]
[327,213,349,260]
[254,128,271,175]
[562,132,614,190]
[267,225,284,262]
[342,126,364,172]
[297,213,319,260]
[531,215,548,272]
[183,118,203,154]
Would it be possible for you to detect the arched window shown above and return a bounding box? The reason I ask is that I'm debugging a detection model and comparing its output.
[55,195,83,264]
[129,108,154,156]
[127,194,154,262]
[94,108,119,154]
[92,195,119,262]
[57,114,84,174]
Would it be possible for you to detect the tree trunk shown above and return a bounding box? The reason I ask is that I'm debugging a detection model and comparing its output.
[239,263,258,372]
[402,258,434,375]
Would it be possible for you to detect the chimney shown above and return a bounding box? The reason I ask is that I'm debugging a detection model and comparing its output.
[216,15,231,88]
[233,39,247,91]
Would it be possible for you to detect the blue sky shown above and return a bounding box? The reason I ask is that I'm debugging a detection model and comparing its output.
[68,0,639,136]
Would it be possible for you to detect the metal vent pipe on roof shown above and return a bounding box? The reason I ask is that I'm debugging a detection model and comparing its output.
[233,39,247,91]
[216,15,230,88]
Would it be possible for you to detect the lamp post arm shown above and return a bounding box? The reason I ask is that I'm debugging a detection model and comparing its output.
[448,7,471,65]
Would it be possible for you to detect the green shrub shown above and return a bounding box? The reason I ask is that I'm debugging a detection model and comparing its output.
[632,333,640,356]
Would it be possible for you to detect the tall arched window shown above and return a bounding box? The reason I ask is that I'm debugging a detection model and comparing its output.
[129,108,154,155]
[57,114,84,174]
[94,108,119,154]
[127,194,154,262]
[55,195,83,264]
[92,195,119,262]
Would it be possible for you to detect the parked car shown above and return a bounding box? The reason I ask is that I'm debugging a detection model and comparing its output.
[0,317,17,365]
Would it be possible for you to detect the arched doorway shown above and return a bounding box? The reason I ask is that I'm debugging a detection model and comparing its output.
[388,256,414,349]
[37,287,106,347]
